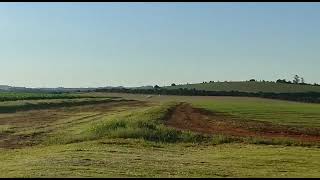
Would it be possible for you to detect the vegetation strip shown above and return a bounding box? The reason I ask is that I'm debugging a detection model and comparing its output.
[0,98,135,113]
[96,87,320,103]
[0,92,119,102]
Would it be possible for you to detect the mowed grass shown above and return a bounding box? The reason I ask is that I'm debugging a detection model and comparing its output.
[0,139,319,178]
[0,99,148,149]
[190,97,320,128]
[166,81,320,93]
[45,102,207,145]
[0,125,14,134]
[0,97,121,113]
[95,93,320,128]
[0,92,105,102]
[42,102,318,147]
[1,93,320,177]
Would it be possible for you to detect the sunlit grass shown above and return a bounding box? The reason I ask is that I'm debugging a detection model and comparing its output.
[1,139,319,177]
[1,93,319,177]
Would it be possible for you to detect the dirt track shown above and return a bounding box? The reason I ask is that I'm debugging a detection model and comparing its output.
[165,103,320,143]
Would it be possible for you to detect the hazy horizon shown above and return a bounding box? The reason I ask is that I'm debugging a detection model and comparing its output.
[1,3,320,88]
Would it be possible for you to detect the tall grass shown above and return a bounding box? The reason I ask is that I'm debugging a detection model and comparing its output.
[88,102,206,143]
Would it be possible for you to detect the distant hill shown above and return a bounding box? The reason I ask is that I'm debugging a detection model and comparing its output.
[0,85,98,93]
[165,81,320,93]
[0,84,145,93]
[130,86,154,90]
[0,85,11,91]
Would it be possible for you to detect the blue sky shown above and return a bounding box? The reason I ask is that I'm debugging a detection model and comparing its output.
[1,3,319,88]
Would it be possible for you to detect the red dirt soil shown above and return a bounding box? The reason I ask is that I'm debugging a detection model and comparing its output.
[165,103,320,143]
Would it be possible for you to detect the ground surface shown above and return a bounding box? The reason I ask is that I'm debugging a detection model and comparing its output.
[0,92,319,177]
[166,103,320,143]
[1,139,320,178]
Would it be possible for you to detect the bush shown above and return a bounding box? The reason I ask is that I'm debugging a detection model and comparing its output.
[87,103,196,143]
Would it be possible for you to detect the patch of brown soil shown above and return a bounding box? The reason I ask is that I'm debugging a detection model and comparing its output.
[0,133,40,149]
[165,103,320,143]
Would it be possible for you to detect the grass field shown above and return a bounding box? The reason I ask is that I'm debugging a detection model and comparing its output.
[0,92,112,102]
[1,139,319,178]
[165,81,320,93]
[95,93,320,128]
[0,92,319,177]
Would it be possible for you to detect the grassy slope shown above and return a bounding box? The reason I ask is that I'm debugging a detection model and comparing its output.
[165,81,320,93]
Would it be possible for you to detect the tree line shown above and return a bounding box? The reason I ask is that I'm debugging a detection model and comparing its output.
[177,75,319,86]
[95,87,320,103]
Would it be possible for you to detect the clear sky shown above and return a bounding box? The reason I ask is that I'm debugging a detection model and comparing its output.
[1,2,319,88]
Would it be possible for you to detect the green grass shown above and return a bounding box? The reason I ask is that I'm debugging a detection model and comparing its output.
[0,97,121,113]
[1,93,320,177]
[43,101,318,147]
[189,97,320,128]
[0,92,78,101]
[99,93,320,128]
[0,139,319,177]
[89,102,190,143]
[0,99,150,149]
[0,125,14,134]
[166,81,320,93]
[45,102,208,145]
[0,92,116,102]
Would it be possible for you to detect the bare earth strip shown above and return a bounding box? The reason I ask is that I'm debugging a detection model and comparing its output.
[165,103,320,143]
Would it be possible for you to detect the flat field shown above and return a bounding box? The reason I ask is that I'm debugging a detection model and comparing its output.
[0,92,319,177]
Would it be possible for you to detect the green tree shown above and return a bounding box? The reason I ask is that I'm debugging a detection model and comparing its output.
[293,75,300,84]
